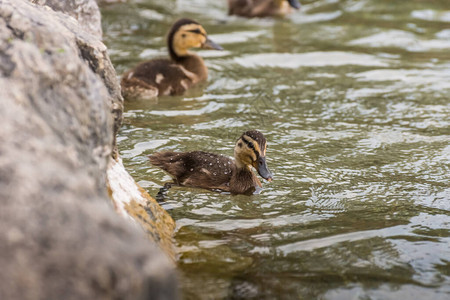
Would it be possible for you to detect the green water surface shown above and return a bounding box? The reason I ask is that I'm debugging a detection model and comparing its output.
[101,0,450,298]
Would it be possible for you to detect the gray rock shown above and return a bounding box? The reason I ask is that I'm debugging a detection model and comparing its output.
[96,0,127,4]
[31,0,103,39]
[0,1,178,299]
[29,0,124,156]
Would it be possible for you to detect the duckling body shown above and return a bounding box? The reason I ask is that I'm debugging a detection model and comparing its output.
[228,0,301,18]
[121,56,205,99]
[121,18,222,100]
[149,130,273,195]
[149,151,258,194]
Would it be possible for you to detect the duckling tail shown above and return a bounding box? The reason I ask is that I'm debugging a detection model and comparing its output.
[148,152,176,169]
[148,151,185,179]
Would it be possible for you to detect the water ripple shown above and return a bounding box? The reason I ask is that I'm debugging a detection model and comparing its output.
[234,51,389,68]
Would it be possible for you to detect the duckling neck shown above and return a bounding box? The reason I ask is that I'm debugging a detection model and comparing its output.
[234,158,247,170]
[233,161,255,181]
[169,47,208,82]
[168,42,185,61]
[179,54,208,81]
[230,162,260,194]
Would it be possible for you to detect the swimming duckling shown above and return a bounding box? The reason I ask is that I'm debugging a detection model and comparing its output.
[121,18,223,100]
[148,130,273,195]
[228,0,301,18]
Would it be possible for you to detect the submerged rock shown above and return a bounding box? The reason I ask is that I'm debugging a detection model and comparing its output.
[0,0,178,299]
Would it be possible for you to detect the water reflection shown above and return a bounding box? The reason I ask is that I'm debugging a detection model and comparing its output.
[101,0,450,299]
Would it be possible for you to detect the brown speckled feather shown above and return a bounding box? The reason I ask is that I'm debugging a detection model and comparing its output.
[148,151,260,195]
[121,59,191,97]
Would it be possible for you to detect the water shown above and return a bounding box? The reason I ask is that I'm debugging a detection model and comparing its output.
[101,0,450,298]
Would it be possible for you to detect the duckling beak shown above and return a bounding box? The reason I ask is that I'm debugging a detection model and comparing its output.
[256,156,273,182]
[288,0,301,9]
[202,37,223,50]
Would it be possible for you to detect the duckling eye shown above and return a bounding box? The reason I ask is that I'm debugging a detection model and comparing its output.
[181,33,186,38]
[238,142,243,148]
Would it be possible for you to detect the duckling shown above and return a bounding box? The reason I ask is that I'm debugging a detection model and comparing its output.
[228,0,301,18]
[148,130,273,195]
[121,18,223,100]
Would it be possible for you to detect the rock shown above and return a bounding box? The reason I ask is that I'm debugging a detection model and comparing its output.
[31,0,103,39]
[29,0,123,156]
[0,1,178,299]
[96,0,127,4]
[107,157,177,261]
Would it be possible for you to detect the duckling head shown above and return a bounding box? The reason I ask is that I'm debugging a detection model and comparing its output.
[234,130,273,181]
[275,0,301,9]
[168,18,223,60]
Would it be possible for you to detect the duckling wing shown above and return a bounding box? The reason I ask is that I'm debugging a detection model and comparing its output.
[149,151,234,191]
[121,59,192,97]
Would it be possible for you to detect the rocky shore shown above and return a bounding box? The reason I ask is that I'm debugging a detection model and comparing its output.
[0,0,178,299]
